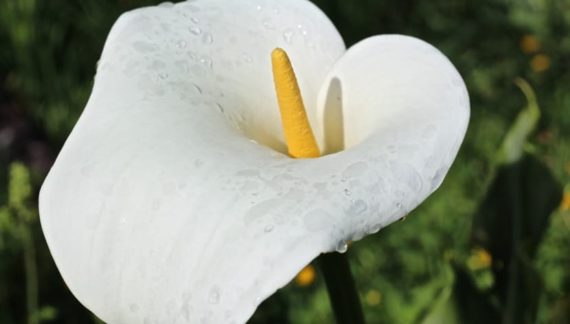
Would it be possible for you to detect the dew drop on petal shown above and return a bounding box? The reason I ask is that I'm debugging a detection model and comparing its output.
[192,84,202,94]
[190,17,199,23]
[208,287,220,304]
[264,225,274,233]
[202,32,213,44]
[431,167,447,188]
[262,19,274,29]
[189,26,202,35]
[369,224,382,234]
[343,188,351,196]
[336,240,348,253]
[158,2,173,8]
[282,29,294,44]
[176,40,187,49]
[199,56,213,69]
[342,162,368,178]
[241,54,253,63]
[216,103,224,113]
[347,199,367,215]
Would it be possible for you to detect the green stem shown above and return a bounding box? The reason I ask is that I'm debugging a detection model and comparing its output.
[317,252,365,324]
[21,226,39,324]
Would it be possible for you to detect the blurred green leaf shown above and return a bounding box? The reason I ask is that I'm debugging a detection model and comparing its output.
[471,154,562,323]
[497,78,540,165]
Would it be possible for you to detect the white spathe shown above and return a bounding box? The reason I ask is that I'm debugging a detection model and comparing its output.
[39,0,469,323]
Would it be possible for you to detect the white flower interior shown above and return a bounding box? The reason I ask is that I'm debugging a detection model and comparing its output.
[39,0,469,323]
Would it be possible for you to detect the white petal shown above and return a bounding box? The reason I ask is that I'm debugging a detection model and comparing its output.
[318,35,469,154]
[99,0,344,153]
[40,6,468,324]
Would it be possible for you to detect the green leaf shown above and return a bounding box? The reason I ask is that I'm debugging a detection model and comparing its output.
[497,78,540,165]
[471,154,562,323]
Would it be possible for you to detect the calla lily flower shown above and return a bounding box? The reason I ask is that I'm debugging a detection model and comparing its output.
[39,0,469,323]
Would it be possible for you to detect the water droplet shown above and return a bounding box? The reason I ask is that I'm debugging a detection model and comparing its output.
[216,103,224,113]
[369,224,382,234]
[395,202,403,209]
[272,7,280,14]
[200,56,213,69]
[202,32,213,44]
[264,225,274,233]
[190,17,200,23]
[347,199,367,215]
[208,287,220,304]
[399,216,407,222]
[176,40,187,49]
[189,26,202,35]
[193,84,202,94]
[431,167,447,188]
[241,54,252,63]
[158,72,169,80]
[336,240,348,253]
[255,4,263,11]
[282,29,294,44]
[342,162,368,178]
[262,19,274,29]
[343,188,351,196]
[158,2,173,8]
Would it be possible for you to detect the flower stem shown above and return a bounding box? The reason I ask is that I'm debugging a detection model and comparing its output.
[317,252,365,324]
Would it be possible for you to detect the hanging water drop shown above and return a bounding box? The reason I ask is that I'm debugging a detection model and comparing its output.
[189,26,202,35]
[369,224,382,234]
[336,240,348,253]
[343,188,351,196]
[264,224,274,233]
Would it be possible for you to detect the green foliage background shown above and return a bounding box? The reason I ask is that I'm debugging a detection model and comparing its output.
[0,0,569,323]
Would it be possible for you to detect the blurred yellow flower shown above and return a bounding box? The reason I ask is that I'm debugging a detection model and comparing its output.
[530,54,551,72]
[295,264,316,287]
[520,35,540,53]
[467,248,493,271]
[365,290,382,306]
[561,191,570,211]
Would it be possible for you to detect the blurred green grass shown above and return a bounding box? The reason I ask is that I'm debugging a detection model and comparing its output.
[1,0,569,323]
